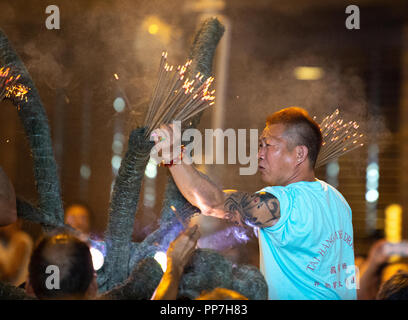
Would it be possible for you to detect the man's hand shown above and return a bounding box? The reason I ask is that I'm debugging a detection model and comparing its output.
[151,124,185,165]
[365,239,389,270]
[358,239,389,300]
[166,224,200,274]
[151,225,200,300]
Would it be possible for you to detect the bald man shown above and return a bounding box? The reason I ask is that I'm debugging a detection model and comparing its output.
[155,107,356,300]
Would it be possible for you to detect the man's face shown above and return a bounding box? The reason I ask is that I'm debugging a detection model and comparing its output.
[258,123,298,186]
[65,205,90,234]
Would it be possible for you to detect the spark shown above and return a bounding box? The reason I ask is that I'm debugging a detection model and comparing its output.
[170,205,187,228]
[0,66,30,103]
[5,83,30,102]
[112,73,132,110]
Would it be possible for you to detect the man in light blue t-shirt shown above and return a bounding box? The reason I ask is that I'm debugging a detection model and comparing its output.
[155,107,357,300]
[258,180,356,299]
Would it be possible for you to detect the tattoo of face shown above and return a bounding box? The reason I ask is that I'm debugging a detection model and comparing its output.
[224,191,280,228]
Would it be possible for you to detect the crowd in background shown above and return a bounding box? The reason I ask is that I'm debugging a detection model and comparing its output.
[1,166,408,300]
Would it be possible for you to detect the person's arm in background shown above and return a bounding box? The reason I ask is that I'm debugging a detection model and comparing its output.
[151,225,200,300]
[153,125,280,229]
[358,240,389,300]
[0,227,33,286]
[0,167,17,226]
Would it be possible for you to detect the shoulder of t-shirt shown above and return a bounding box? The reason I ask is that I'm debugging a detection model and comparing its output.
[320,180,349,203]
[318,180,353,215]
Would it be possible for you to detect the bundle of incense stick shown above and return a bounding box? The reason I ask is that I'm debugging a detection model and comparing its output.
[143,52,215,138]
[315,109,364,168]
[0,66,29,103]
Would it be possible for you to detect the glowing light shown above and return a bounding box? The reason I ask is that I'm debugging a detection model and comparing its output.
[112,140,123,154]
[145,158,158,179]
[294,66,324,80]
[80,164,91,180]
[148,24,159,34]
[0,66,30,102]
[367,163,379,180]
[142,16,172,43]
[365,189,379,203]
[366,179,379,190]
[385,204,402,243]
[111,155,122,170]
[366,160,379,204]
[90,247,104,271]
[114,132,125,143]
[327,161,340,176]
[5,84,30,102]
[154,251,167,272]
[113,97,125,113]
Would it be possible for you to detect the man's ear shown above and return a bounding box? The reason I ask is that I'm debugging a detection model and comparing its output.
[295,145,309,164]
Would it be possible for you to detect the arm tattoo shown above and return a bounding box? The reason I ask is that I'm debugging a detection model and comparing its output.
[224,191,280,228]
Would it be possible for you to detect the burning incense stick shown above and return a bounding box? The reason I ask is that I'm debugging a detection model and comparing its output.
[315,109,365,168]
[143,52,215,138]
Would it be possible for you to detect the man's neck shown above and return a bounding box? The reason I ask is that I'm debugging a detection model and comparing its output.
[285,169,316,186]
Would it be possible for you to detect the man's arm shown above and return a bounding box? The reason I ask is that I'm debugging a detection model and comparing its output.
[169,163,280,228]
[0,167,17,226]
[223,190,280,228]
[154,124,281,228]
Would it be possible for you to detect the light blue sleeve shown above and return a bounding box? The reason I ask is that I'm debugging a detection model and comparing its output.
[256,186,293,232]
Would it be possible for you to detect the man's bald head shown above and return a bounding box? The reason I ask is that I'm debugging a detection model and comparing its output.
[28,233,95,299]
[265,107,322,168]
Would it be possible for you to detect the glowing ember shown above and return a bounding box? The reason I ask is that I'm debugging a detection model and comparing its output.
[144,51,216,137]
[0,66,30,103]
[315,108,365,168]
[5,83,30,102]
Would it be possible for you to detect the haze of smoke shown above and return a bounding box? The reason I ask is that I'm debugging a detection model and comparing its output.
[231,52,391,175]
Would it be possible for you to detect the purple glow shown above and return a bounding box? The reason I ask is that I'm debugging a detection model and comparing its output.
[197,226,251,251]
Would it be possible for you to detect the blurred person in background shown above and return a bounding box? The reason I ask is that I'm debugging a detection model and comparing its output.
[377,271,408,300]
[25,233,97,300]
[358,239,408,299]
[65,203,91,236]
[0,167,17,226]
[0,219,33,286]
[196,288,248,300]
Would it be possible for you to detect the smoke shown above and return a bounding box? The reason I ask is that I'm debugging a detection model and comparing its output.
[22,36,73,90]
[227,47,392,177]
[197,225,252,251]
